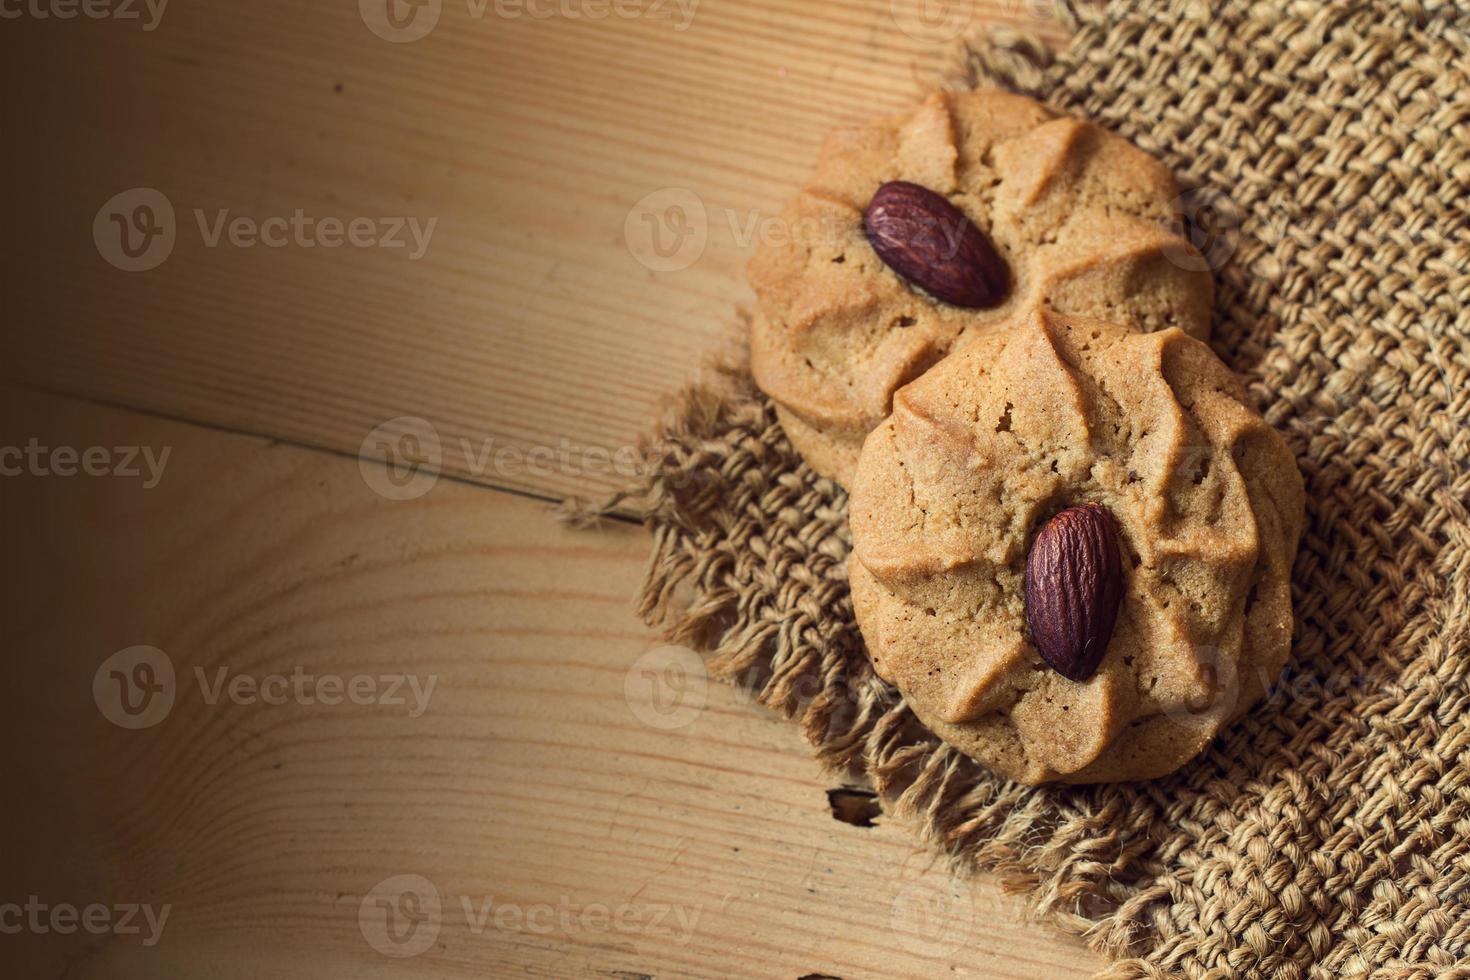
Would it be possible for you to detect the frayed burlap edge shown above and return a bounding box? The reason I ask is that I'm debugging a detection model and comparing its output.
[564,318,1181,970]
[567,2,1470,975]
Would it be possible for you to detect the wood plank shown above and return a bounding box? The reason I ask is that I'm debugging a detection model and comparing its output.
[4,0,1068,503]
[0,387,1100,977]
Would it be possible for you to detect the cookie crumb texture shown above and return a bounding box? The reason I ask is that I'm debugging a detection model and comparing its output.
[848,311,1304,784]
[749,89,1214,487]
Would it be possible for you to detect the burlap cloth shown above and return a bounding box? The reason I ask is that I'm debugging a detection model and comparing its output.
[572,1,1470,975]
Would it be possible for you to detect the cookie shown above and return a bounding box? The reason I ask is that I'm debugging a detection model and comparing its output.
[847,309,1304,784]
[749,89,1215,486]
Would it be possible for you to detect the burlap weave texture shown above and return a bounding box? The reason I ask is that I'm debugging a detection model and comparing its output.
[578,2,1470,975]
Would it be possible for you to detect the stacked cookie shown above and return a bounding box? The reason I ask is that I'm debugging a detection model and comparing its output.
[749,91,1304,784]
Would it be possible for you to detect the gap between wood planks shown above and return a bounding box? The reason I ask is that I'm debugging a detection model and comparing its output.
[2,378,1100,977]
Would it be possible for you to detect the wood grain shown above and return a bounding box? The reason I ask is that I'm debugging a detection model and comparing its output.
[5,0,1068,503]
[0,387,1100,977]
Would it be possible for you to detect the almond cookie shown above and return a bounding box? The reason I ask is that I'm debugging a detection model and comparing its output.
[749,89,1215,486]
[847,309,1304,784]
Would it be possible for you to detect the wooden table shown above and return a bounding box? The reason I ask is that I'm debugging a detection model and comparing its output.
[5,0,1100,975]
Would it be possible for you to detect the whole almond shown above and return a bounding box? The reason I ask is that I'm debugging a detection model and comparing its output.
[1024,503,1123,682]
[863,181,1008,309]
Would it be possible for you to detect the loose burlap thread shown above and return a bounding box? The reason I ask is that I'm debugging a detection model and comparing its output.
[573,2,1470,975]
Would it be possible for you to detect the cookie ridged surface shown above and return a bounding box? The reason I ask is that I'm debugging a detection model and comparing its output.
[848,310,1304,784]
[749,89,1215,486]
[593,0,1470,971]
